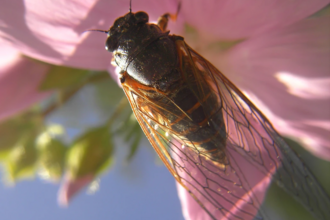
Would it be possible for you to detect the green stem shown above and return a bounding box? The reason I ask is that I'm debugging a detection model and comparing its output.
[41,72,110,117]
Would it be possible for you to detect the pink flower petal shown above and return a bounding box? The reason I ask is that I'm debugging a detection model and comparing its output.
[181,0,329,39]
[0,44,50,121]
[0,0,181,70]
[222,15,330,159]
[57,173,94,206]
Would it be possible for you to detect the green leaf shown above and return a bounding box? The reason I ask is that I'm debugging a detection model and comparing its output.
[0,114,39,159]
[66,126,114,179]
[117,113,143,161]
[206,39,244,52]
[265,182,314,220]
[92,74,125,115]
[39,66,90,91]
[126,128,142,161]
[264,137,330,220]
[184,23,199,42]
[4,134,38,183]
[123,119,140,142]
[283,138,330,195]
[37,138,67,182]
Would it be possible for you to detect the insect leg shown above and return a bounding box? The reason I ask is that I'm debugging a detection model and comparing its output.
[157,2,181,31]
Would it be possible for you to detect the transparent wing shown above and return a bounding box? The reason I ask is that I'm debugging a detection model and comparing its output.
[120,40,330,220]
[182,41,330,219]
[123,88,262,220]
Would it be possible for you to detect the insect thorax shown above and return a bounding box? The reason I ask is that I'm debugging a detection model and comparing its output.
[106,12,178,87]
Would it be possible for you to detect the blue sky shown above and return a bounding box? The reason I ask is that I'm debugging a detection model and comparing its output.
[0,82,184,220]
[0,140,184,220]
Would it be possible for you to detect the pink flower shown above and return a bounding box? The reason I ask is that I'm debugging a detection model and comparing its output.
[0,44,50,121]
[222,12,330,161]
[1,0,329,219]
[179,0,330,160]
[58,173,94,206]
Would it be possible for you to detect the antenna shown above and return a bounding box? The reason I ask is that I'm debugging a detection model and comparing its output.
[129,0,132,13]
[83,29,108,34]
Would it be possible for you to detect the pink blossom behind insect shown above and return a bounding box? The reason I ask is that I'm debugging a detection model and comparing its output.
[0,44,50,121]
[223,14,330,161]
[179,0,330,161]
[0,0,329,219]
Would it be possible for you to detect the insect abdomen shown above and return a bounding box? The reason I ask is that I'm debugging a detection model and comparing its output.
[168,84,228,163]
[122,32,228,164]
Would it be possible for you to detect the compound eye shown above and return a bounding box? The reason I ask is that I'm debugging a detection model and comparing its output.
[114,17,126,28]
[105,36,118,52]
[135,11,149,23]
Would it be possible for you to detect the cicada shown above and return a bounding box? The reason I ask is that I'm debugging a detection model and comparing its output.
[91,3,330,220]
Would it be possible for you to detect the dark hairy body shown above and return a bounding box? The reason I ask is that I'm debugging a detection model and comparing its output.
[108,11,227,165]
